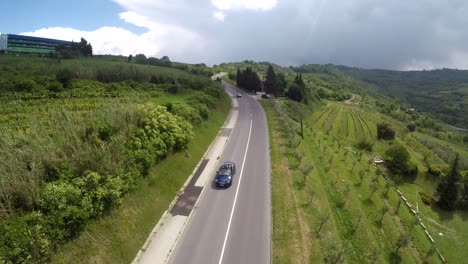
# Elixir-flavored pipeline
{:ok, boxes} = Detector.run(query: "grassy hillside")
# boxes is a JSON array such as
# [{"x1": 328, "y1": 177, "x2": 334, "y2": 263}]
[
  {"x1": 335, "y1": 66, "x2": 468, "y2": 129},
  {"x1": 264, "y1": 94, "x2": 468, "y2": 263},
  {"x1": 0, "y1": 55, "x2": 229, "y2": 262}
]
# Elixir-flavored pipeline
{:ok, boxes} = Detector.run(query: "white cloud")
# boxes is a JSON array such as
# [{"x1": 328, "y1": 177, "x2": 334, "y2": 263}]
[
  {"x1": 18, "y1": 0, "x2": 468, "y2": 69},
  {"x1": 211, "y1": 0, "x2": 278, "y2": 11},
  {"x1": 213, "y1": 11, "x2": 226, "y2": 21},
  {"x1": 21, "y1": 26, "x2": 159, "y2": 56},
  {"x1": 20, "y1": 11, "x2": 206, "y2": 62}
]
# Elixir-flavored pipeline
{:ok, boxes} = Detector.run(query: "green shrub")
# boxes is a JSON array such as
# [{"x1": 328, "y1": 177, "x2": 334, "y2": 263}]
[
  {"x1": 14, "y1": 79, "x2": 39, "y2": 92},
  {"x1": 72, "y1": 171, "x2": 124, "y2": 218},
  {"x1": 56, "y1": 69, "x2": 74, "y2": 88},
  {"x1": 38, "y1": 182, "x2": 90, "y2": 241},
  {"x1": 356, "y1": 140, "x2": 374, "y2": 151},
  {"x1": 97, "y1": 122, "x2": 115, "y2": 141},
  {"x1": 407, "y1": 122, "x2": 416, "y2": 132},
  {"x1": 0, "y1": 212, "x2": 51, "y2": 263},
  {"x1": 385, "y1": 143, "x2": 418, "y2": 180},
  {"x1": 167, "y1": 84, "x2": 180, "y2": 94},
  {"x1": 377, "y1": 122, "x2": 396, "y2": 140},
  {"x1": 189, "y1": 101, "x2": 210, "y2": 120},
  {"x1": 188, "y1": 92, "x2": 216, "y2": 108},
  {"x1": 204, "y1": 85, "x2": 221, "y2": 98},
  {"x1": 171, "y1": 103, "x2": 203, "y2": 126},
  {"x1": 127, "y1": 105, "x2": 193, "y2": 175}
]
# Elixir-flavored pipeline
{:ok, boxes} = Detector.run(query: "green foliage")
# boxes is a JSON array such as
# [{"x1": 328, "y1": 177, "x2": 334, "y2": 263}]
[
  {"x1": 377, "y1": 122, "x2": 396, "y2": 140},
  {"x1": 134, "y1": 54, "x2": 148, "y2": 64},
  {"x1": 340, "y1": 66, "x2": 468, "y2": 128},
  {"x1": 55, "y1": 38, "x2": 93, "y2": 58},
  {"x1": 14, "y1": 79, "x2": 40, "y2": 92},
  {"x1": 287, "y1": 83, "x2": 303, "y2": 102},
  {"x1": 0, "y1": 55, "x2": 221, "y2": 263},
  {"x1": 72, "y1": 171, "x2": 124, "y2": 218},
  {"x1": 56, "y1": 68, "x2": 75, "y2": 88},
  {"x1": 38, "y1": 181, "x2": 90, "y2": 241},
  {"x1": 437, "y1": 154, "x2": 461, "y2": 210},
  {"x1": 170, "y1": 103, "x2": 203, "y2": 126},
  {"x1": 228, "y1": 72, "x2": 236, "y2": 80},
  {"x1": 148, "y1": 56, "x2": 172, "y2": 68},
  {"x1": 407, "y1": 122, "x2": 416, "y2": 132},
  {"x1": 128, "y1": 105, "x2": 193, "y2": 176},
  {"x1": 0, "y1": 212, "x2": 51, "y2": 263},
  {"x1": 385, "y1": 143, "x2": 418, "y2": 180},
  {"x1": 264, "y1": 65, "x2": 278, "y2": 95},
  {"x1": 356, "y1": 139, "x2": 374, "y2": 151},
  {"x1": 236, "y1": 67, "x2": 261, "y2": 92}
]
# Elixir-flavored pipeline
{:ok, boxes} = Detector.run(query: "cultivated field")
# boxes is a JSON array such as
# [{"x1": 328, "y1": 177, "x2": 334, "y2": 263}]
[{"x1": 265, "y1": 98, "x2": 468, "y2": 263}]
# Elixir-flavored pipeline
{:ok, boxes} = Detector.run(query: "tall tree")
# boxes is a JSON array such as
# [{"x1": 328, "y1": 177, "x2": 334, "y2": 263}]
[
  {"x1": 287, "y1": 83, "x2": 303, "y2": 102},
  {"x1": 236, "y1": 67, "x2": 261, "y2": 92},
  {"x1": 236, "y1": 68, "x2": 242, "y2": 87},
  {"x1": 294, "y1": 74, "x2": 306, "y2": 92},
  {"x1": 77, "y1": 38, "x2": 92, "y2": 56},
  {"x1": 276, "y1": 73, "x2": 287, "y2": 93},
  {"x1": 437, "y1": 154, "x2": 461, "y2": 210},
  {"x1": 134, "y1": 54, "x2": 148, "y2": 64},
  {"x1": 264, "y1": 65, "x2": 277, "y2": 95}
]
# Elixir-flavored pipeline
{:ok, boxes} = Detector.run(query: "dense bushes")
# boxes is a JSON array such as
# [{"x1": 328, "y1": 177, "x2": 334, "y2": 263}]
[
  {"x1": 0, "y1": 72, "x2": 221, "y2": 261},
  {"x1": 377, "y1": 122, "x2": 396, "y2": 140},
  {"x1": 0, "y1": 212, "x2": 51, "y2": 263},
  {"x1": 384, "y1": 143, "x2": 418, "y2": 180},
  {"x1": 356, "y1": 139, "x2": 374, "y2": 151},
  {"x1": 128, "y1": 105, "x2": 193, "y2": 176},
  {"x1": 0, "y1": 102, "x2": 204, "y2": 261}
]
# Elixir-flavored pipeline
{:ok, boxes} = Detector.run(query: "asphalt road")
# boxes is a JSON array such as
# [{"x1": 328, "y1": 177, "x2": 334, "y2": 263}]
[{"x1": 168, "y1": 81, "x2": 271, "y2": 264}]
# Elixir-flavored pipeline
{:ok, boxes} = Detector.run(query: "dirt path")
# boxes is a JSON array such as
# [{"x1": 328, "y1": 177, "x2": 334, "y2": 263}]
[{"x1": 343, "y1": 95, "x2": 355, "y2": 105}]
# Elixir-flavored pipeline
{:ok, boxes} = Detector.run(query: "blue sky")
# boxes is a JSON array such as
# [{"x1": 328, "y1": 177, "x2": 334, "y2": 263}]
[
  {"x1": 0, "y1": 0, "x2": 143, "y2": 34},
  {"x1": 1, "y1": 0, "x2": 468, "y2": 70}
]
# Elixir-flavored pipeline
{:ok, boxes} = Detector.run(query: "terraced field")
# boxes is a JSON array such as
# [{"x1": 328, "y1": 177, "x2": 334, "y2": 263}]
[
  {"x1": 311, "y1": 102, "x2": 377, "y2": 142},
  {"x1": 265, "y1": 100, "x2": 442, "y2": 264}
]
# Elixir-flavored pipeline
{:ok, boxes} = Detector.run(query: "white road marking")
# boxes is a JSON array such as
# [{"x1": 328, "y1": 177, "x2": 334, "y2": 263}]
[{"x1": 218, "y1": 115, "x2": 253, "y2": 264}]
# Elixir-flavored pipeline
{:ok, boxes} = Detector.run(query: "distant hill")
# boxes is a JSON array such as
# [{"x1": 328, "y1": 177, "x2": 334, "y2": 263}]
[{"x1": 335, "y1": 66, "x2": 468, "y2": 129}]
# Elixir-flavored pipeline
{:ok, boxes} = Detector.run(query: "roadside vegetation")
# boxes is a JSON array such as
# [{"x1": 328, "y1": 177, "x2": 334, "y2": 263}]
[
  {"x1": 237, "y1": 59, "x2": 468, "y2": 263},
  {"x1": 0, "y1": 54, "x2": 228, "y2": 262}
]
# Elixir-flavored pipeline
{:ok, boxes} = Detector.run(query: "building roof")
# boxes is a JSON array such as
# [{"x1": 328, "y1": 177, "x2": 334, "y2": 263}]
[{"x1": 5, "y1": 34, "x2": 72, "y2": 46}]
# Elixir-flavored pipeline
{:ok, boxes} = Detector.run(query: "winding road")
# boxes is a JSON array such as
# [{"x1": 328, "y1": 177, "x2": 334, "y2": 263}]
[{"x1": 167, "y1": 81, "x2": 271, "y2": 264}]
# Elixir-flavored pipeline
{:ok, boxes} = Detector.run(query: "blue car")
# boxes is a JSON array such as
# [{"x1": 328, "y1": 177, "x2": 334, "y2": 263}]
[{"x1": 214, "y1": 162, "x2": 236, "y2": 187}]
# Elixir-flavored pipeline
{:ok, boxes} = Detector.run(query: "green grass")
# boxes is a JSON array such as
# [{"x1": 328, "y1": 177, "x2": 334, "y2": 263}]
[
  {"x1": 51, "y1": 90, "x2": 230, "y2": 263},
  {"x1": 265, "y1": 99, "x2": 447, "y2": 263}
]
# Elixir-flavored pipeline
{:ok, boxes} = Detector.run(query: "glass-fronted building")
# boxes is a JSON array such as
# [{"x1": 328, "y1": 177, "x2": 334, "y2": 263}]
[{"x1": 0, "y1": 34, "x2": 72, "y2": 54}]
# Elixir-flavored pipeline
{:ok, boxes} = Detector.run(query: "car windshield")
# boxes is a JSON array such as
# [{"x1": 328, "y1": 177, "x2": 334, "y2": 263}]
[{"x1": 218, "y1": 169, "x2": 231, "y2": 176}]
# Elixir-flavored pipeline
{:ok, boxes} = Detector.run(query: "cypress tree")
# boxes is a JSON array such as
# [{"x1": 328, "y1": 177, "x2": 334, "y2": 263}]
[
  {"x1": 236, "y1": 68, "x2": 242, "y2": 87},
  {"x1": 264, "y1": 65, "x2": 277, "y2": 95},
  {"x1": 437, "y1": 154, "x2": 461, "y2": 210}
]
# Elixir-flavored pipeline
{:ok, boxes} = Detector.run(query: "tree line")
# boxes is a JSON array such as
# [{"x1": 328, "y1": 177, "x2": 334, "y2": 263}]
[
  {"x1": 128, "y1": 54, "x2": 213, "y2": 77},
  {"x1": 235, "y1": 64, "x2": 307, "y2": 102},
  {"x1": 55, "y1": 38, "x2": 93, "y2": 58}
]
